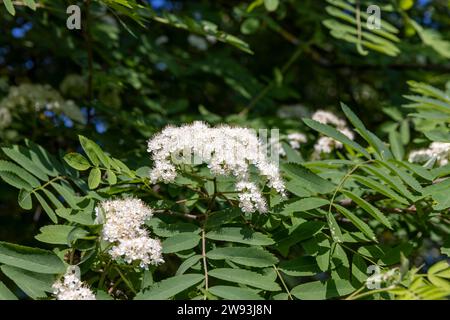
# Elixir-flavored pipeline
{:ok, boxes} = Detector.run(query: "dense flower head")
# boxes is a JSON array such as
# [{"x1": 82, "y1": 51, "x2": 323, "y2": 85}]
[
  {"x1": 408, "y1": 142, "x2": 450, "y2": 167},
  {"x1": 311, "y1": 110, "x2": 354, "y2": 154},
  {"x1": 96, "y1": 198, "x2": 153, "y2": 242},
  {"x1": 52, "y1": 267, "x2": 96, "y2": 300},
  {"x1": 109, "y1": 236, "x2": 165, "y2": 269},
  {"x1": 236, "y1": 181, "x2": 268, "y2": 213},
  {"x1": 96, "y1": 198, "x2": 164, "y2": 269},
  {"x1": 147, "y1": 121, "x2": 286, "y2": 213}
]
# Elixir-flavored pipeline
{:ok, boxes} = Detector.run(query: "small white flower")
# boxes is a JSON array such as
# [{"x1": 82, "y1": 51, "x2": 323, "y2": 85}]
[
  {"x1": 109, "y1": 236, "x2": 164, "y2": 269},
  {"x1": 408, "y1": 142, "x2": 450, "y2": 167},
  {"x1": 311, "y1": 110, "x2": 354, "y2": 155},
  {"x1": 53, "y1": 267, "x2": 96, "y2": 300},
  {"x1": 314, "y1": 136, "x2": 336, "y2": 154},
  {"x1": 236, "y1": 181, "x2": 268, "y2": 213},
  {"x1": 97, "y1": 198, "x2": 153, "y2": 243},
  {"x1": 339, "y1": 127, "x2": 355, "y2": 140},
  {"x1": 271, "y1": 133, "x2": 307, "y2": 157},
  {"x1": 312, "y1": 109, "x2": 347, "y2": 128},
  {"x1": 97, "y1": 198, "x2": 164, "y2": 268},
  {"x1": 150, "y1": 161, "x2": 177, "y2": 184},
  {"x1": 287, "y1": 133, "x2": 307, "y2": 150}
]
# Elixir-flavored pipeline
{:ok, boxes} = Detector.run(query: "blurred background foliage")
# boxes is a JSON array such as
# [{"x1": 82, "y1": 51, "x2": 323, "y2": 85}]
[{"x1": 0, "y1": 0, "x2": 448, "y2": 266}]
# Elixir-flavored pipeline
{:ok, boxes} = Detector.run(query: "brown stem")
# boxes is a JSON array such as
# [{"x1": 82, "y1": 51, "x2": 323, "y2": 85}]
[{"x1": 154, "y1": 209, "x2": 201, "y2": 220}]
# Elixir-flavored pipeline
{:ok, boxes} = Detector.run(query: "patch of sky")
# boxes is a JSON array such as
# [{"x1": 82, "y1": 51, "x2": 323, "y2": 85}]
[{"x1": 12, "y1": 22, "x2": 33, "y2": 39}]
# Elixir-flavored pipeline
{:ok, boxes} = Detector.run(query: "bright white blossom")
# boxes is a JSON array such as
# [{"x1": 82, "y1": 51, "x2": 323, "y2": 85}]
[
  {"x1": 311, "y1": 110, "x2": 354, "y2": 154},
  {"x1": 96, "y1": 198, "x2": 164, "y2": 269},
  {"x1": 52, "y1": 267, "x2": 96, "y2": 300},
  {"x1": 236, "y1": 181, "x2": 268, "y2": 213},
  {"x1": 312, "y1": 109, "x2": 347, "y2": 128},
  {"x1": 271, "y1": 132, "x2": 308, "y2": 157},
  {"x1": 287, "y1": 133, "x2": 308, "y2": 150},
  {"x1": 109, "y1": 236, "x2": 164, "y2": 269},
  {"x1": 314, "y1": 137, "x2": 336, "y2": 154},
  {"x1": 149, "y1": 161, "x2": 177, "y2": 184},
  {"x1": 96, "y1": 198, "x2": 153, "y2": 242},
  {"x1": 147, "y1": 121, "x2": 286, "y2": 213},
  {"x1": 408, "y1": 142, "x2": 450, "y2": 167},
  {"x1": 338, "y1": 127, "x2": 355, "y2": 140}
]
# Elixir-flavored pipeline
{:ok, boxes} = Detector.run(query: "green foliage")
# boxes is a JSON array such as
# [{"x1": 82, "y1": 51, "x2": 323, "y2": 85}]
[
  {"x1": 323, "y1": 0, "x2": 400, "y2": 56},
  {"x1": 0, "y1": 0, "x2": 448, "y2": 301},
  {"x1": 135, "y1": 274, "x2": 204, "y2": 300},
  {"x1": 1, "y1": 98, "x2": 449, "y2": 300}
]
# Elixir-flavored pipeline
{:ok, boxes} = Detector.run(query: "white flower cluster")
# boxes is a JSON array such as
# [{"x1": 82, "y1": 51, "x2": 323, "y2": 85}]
[
  {"x1": 272, "y1": 132, "x2": 308, "y2": 157},
  {"x1": 312, "y1": 110, "x2": 347, "y2": 128},
  {"x1": 0, "y1": 83, "x2": 82, "y2": 132},
  {"x1": 52, "y1": 267, "x2": 96, "y2": 300},
  {"x1": 0, "y1": 84, "x2": 68, "y2": 112},
  {"x1": 236, "y1": 181, "x2": 268, "y2": 213},
  {"x1": 147, "y1": 121, "x2": 286, "y2": 213},
  {"x1": 96, "y1": 198, "x2": 164, "y2": 269},
  {"x1": 408, "y1": 142, "x2": 450, "y2": 167},
  {"x1": 312, "y1": 110, "x2": 354, "y2": 154},
  {"x1": 287, "y1": 133, "x2": 308, "y2": 150}
]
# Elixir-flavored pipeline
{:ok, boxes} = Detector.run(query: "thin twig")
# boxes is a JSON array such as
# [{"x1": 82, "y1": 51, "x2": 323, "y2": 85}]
[
  {"x1": 346, "y1": 287, "x2": 393, "y2": 300},
  {"x1": 99, "y1": 260, "x2": 112, "y2": 289},
  {"x1": 328, "y1": 160, "x2": 373, "y2": 215},
  {"x1": 273, "y1": 265, "x2": 293, "y2": 300},
  {"x1": 344, "y1": 284, "x2": 366, "y2": 300},
  {"x1": 115, "y1": 266, "x2": 137, "y2": 294},
  {"x1": 201, "y1": 178, "x2": 217, "y2": 299},
  {"x1": 154, "y1": 209, "x2": 200, "y2": 220}
]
